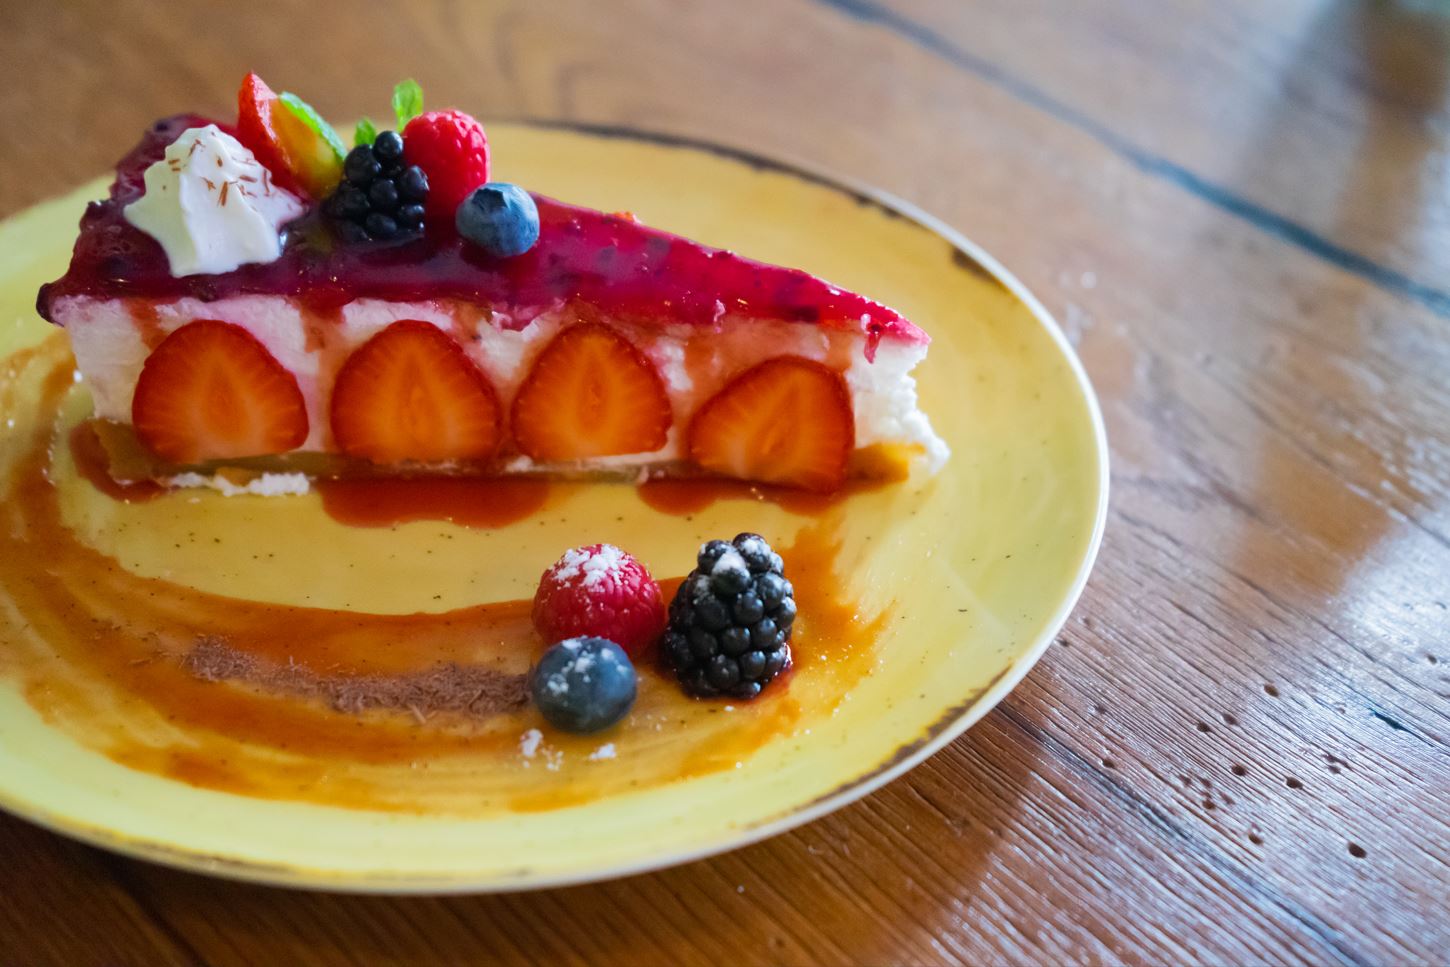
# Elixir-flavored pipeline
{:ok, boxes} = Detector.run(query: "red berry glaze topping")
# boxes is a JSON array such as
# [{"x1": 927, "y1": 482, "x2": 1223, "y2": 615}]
[
  {"x1": 401, "y1": 109, "x2": 490, "y2": 223},
  {"x1": 37, "y1": 115, "x2": 927, "y2": 359},
  {"x1": 532, "y1": 544, "x2": 667, "y2": 658}
]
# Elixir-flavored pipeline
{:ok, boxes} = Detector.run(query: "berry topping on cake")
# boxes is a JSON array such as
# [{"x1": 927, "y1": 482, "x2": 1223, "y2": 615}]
[
  {"x1": 662, "y1": 533, "x2": 795, "y2": 699},
  {"x1": 456, "y1": 183, "x2": 540, "y2": 257},
  {"x1": 511, "y1": 323, "x2": 672, "y2": 461},
  {"x1": 687, "y1": 356, "x2": 854, "y2": 492},
  {"x1": 132, "y1": 319, "x2": 309, "y2": 463},
  {"x1": 325, "y1": 132, "x2": 429, "y2": 242},
  {"x1": 533, "y1": 543, "x2": 667, "y2": 657},
  {"x1": 401, "y1": 109, "x2": 490, "y2": 223},
  {"x1": 530, "y1": 636, "x2": 638, "y2": 734},
  {"x1": 38, "y1": 75, "x2": 949, "y2": 493},
  {"x1": 329, "y1": 320, "x2": 502, "y2": 464},
  {"x1": 234, "y1": 73, "x2": 344, "y2": 198}
]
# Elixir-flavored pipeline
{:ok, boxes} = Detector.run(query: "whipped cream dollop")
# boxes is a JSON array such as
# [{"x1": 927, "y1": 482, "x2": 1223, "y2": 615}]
[{"x1": 123, "y1": 125, "x2": 304, "y2": 277}]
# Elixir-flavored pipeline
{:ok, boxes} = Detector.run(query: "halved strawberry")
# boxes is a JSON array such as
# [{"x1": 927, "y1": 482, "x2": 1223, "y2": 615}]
[
  {"x1": 236, "y1": 73, "x2": 301, "y2": 194},
  {"x1": 511, "y1": 323, "x2": 672, "y2": 461},
  {"x1": 235, "y1": 72, "x2": 343, "y2": 198},
  {"x1": 132, "y1": 319, "x2": 309, "y2": 464},
  {"x1": 330, "y1": 320, "x2": 501, "y2": 464},
  {"x1": 687, "y1": 356, "x2": 854, "y2": 492}
]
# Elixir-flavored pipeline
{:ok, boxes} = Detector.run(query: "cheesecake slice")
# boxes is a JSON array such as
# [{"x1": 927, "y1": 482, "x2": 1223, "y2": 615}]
[{"x1": 38, "y1": 81, "x2": 946, "y2": 493}]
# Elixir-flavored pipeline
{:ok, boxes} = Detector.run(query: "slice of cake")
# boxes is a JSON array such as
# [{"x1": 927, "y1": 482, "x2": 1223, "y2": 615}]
[{"x1": 37, "y1": 76, "x2": 947, "y2": 493}]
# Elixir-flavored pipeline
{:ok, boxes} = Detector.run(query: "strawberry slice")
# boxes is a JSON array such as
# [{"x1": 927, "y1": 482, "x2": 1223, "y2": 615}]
[
  {"x1": 132, "y1": 319, "x2": 309, "y2": 464},
  {"x1": 511, "y1": 323, "x2": 672, "y2": 461},
  {"x1": 235, "y1": 73, "x2": 302, "y2": 195},
  {"x1": 235, "y1": 72, "x2": 342, "y2": 197},
  {"x1": 687, "y1": 356, "x2": 854, "y2": 492},
  {"x1": 330, "y1": 320, "x2": 501, "y2": 464}
]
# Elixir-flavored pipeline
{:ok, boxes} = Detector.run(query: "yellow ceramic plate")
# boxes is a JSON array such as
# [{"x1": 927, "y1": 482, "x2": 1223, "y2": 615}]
[{"x1": 0, "y1": 122, "x2": 1106, "y2": 892}]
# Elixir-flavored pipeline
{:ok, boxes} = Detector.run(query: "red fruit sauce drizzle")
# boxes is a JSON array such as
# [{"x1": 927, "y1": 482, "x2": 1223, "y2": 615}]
[
  {"x1": 315, "y1": 476, "x2": 551, "y2": 529},
  {"x1": 37, "y1": 115, "x2": 926, "y2": 360}
]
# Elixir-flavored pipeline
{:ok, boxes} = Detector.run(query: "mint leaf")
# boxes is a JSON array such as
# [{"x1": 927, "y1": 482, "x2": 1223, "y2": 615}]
[
  {"x1": 278, "y1": 92, "x2": 346, "y2": 161},
  {"x1": 354, "y1": 117, "x2": 378, "y2": 147},
  {"x1": 392, "y1": 78, "x2": 424, "y2": 129}
]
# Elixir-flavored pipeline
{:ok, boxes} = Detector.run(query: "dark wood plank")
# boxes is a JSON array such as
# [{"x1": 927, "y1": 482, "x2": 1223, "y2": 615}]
[
  {"x1": 102, "y1": 713, "x2": 1346, "y2": 966},
  {"x1": 827, "y1": 0, "x2": 1450, "y2": 307},
  {"x1": 0, "y1": 0, "x2": 1446, "y2": 964},
  {"x1": 0, "y1": 813, "x2": 195, "y2": 966}
]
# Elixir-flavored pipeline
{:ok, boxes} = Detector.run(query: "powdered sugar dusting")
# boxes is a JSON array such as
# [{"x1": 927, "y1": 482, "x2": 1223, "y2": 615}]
[
  {"x1": 548, "y1": 543, "x2": 628, "y2": 589},
  {"x1": 519, "y1": 728, "x2": 564, "y2": 770},
  {"x1": 588, "y1": 743, "x2": 617, "y2": 761},
  {"x1": 711, "y1": 547, "x2": 747, "y2": 576},
  {"x1": 734, "y1": 534, "x2": 769, "y2": 561}
]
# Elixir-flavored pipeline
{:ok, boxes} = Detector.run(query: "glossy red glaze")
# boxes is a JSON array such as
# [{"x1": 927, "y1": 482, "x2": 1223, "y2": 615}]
[
  {"x1": 315, "y1": 475, "x2": 551, "y2": 528},
  {"x1": 37, "y1": 115, "x2": 927, "y2": 359}
]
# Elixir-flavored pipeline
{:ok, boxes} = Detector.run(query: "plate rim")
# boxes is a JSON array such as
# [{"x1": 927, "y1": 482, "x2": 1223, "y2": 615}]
[{"x1": 0, "y1": 119, "x2": 1110, "y2": 894}]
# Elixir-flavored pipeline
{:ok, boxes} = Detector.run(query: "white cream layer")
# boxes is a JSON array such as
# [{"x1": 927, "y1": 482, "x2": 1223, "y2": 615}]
[{"x1": 52, "y1": 295, "x2": 948, "y2": 471}]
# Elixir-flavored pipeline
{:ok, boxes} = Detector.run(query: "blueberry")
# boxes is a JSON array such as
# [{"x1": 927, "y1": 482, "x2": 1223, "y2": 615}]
[
  {"x1": 529, "y1": 637, "x2": 637, "y2": 734},
  {"x1": 372, "y1": 130, "x2": 404, "y2": 163},
  {"x1": 364, "y1": 212, "x2": 398, "y2": 240},
  {"x1": 398, "y1": 165, "x2": 429, "y2": 200},
  {"x1": 456, "y1": 182, "x2": 540, "y2": 258}
]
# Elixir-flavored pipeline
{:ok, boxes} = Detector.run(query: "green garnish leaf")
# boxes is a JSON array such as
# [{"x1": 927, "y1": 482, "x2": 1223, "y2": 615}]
[
  {"x1": 278, "y1": 92, "x2": 347, "y2": 161},
  {"x1": 392, "y1": 78, "x2": 424, "y2": 129},
  {"x1": 354, "y1": 117, "x2": 378, "y2": 147}
]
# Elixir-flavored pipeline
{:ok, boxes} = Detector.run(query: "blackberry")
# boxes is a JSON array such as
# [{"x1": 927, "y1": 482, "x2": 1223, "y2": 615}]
[
  {"x1": 323, "y1": 131, "x2": 429, "y2": 242},
  {"x1": 662, "y1": 533, "x2": 794, "y2": 699}
]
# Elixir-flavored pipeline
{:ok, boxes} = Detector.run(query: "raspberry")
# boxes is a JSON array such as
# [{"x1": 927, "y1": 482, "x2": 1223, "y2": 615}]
[
  {"x1": 532, "y1": 544, "x2": 666, "y2": 657},
  {"x1": 401, "y1": 110, "x2": 490, "y2": 224}
]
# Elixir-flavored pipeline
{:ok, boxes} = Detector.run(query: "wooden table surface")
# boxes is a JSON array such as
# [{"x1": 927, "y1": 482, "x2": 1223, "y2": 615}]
[{"x1": 2, "y1": 1, "x2": 1448, "y2": 964}]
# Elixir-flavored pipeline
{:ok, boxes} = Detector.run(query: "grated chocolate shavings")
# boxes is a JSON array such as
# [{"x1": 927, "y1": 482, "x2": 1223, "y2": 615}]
[{"x1": 181, "y1": 636, "x2": 530, "y2": 721}]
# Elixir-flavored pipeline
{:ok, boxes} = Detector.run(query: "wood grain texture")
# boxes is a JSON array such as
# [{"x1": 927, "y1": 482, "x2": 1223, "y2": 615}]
[{"x1": 1, "y1": 0, "x2": 1447, "y2": 964}]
